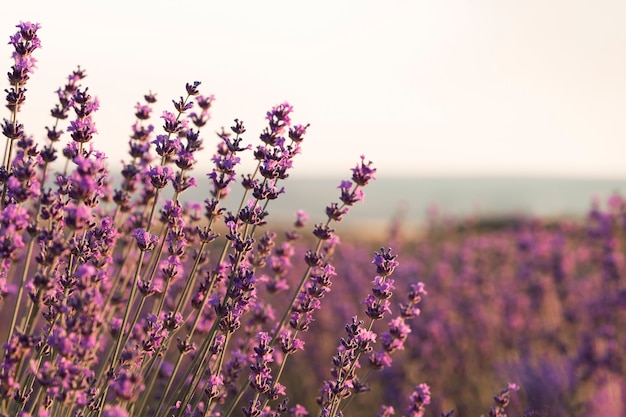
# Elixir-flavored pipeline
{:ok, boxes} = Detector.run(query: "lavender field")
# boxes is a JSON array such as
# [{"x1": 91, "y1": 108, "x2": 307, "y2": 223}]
[{"x1": 0, "y1": 21, "x2": 624, "y2": 417}]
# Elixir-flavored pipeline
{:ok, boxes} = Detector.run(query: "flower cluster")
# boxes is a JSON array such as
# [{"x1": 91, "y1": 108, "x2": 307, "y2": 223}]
[
  {"x1": 0, "y1": 21, "x2": 536, "y2": 417},
  {"x1": 6, "y1": 21, "x2": 41, "y2": 112}
]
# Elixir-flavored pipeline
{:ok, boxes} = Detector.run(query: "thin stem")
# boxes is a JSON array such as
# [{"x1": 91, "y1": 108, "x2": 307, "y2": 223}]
[
  {"x1": 151, "y1": 258, "x2": 218, "y2": 417},
  {"x1": 1, "y1": 87, "x2": 19, "y2": 207},
  {"x1": 4, "y1": 233, "x2": 36, "y2": 342},
  {"x1": 109, "y1": 250, "x2": 146, "y2": 371},
  {"x1": 171, "y1": 241, "x2": 207, "y2": 315}
]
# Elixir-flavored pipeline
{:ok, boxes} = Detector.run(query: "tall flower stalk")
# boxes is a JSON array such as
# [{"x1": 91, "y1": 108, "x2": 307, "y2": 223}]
[{"x1": 0, "y1": 20, "x2": 537, "y2": 417}]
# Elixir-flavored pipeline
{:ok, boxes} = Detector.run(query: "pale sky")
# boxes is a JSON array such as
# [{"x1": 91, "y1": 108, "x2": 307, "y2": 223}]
[{"x1": 3, "y1": 1, "x2": 626, "y2": 178}]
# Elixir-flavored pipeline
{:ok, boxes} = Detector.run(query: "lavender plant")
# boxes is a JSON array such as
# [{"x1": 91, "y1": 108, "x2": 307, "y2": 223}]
[{"x1": 0, "y1": 21, "x2": 531, "y2": 417}]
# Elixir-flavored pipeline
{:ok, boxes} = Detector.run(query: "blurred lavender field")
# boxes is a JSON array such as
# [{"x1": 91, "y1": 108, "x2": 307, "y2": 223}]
[{"x1": 279, "y1": 193, "x2": 626, "y2": 416}]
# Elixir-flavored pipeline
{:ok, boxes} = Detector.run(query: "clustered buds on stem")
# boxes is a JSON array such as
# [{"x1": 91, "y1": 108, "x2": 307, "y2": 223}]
[
  {"x1": 5, "y1": 22, "x2": 41, "y2": 111},
  {"x1": 0, "y1": 20, "x2": 527, "y2": 417}
]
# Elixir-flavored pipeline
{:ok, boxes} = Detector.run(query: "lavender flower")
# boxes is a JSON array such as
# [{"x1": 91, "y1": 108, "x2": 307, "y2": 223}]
[
  {"x1": 67, "y1": 87, "x2": 99, "y2": 144},
  {"x1": 131, "y1": 228, "x2": 159, "y2": 251},
  {"x1": 486, "y1": 383, "x2": 520, "y2": 417},
  {"x1": 405, "y1": 383, "x2": 431, "y2": 417},
  {"x1": 0, "y1": 20, "x2": 555, "y2": 417},
  {"x1": 5, "y1": 22, "x2": 41, "y2": 109}
]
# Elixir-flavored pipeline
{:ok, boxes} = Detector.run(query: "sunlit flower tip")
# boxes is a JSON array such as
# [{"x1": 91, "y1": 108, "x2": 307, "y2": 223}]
[
  {"x1": 373, "y1": 248, "x2": 399, "y2": 276},
  {"x1": 16, "y1": 21, "x2": 41, "y2": 41},
  {"x1": 2, "y1": 120, "x2": 24, "y2": 140},
  {"x1": 144, "y1": 91, "x2": 157, "y2": 103},
  {"x1": 185, "y1": 80, "x2": 201, "y2": 95},
  {"x1": 172, "y1": 96, "x2": 193, "y2": 112},
  {"x1": 351, "y1": 154, "x2": 376, "y2": 186},
  {"x1": 148, "y1": 165, "x2": 174, "y2": 189},
  {"x1": 267, "y1": 102, "x2": 294, "y2": 122},
  {"x1": 131, "y1": 228, "x2": 159, "y2": 251},
  {"x1": 67, "y1": 118, "x2": 98, "y2": 143},
  {"x1": 231, "y1": 118, "x2": 246, "y2": 135},
  {"x1": 161, "y1": 111, "x2": 180, "y2": 133},
  {"x1": 288, "y1": 123, "x2": 310, "y2": 142},
  {"x1": 69, "y1": 65, "x2": 86, "y2": 82}
]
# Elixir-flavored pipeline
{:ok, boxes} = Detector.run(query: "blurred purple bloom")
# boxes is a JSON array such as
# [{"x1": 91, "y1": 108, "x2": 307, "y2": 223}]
[
  {"x1": 376, "y1": 405, "x2": 395, "y2": 417},
  {"x1": 110, "y1": 368, "x2": 145, "y2": 401},
  {"x1": 102, "y1": 405, "x2": 130, "y2": 417},
  {"x1": 406, "y1": 383, "x2": 431, "y2": 417}
]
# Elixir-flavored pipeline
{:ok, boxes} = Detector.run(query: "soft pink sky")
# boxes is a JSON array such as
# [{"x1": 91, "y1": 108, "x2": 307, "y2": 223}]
[{"x1": 3, "y1": 1, "x2": 626, "y2": 178}]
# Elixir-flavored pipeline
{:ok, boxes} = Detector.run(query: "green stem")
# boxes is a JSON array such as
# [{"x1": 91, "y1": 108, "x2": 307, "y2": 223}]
[{"x1": 109, "y1": 250, "x2": 147, "y2": 371}]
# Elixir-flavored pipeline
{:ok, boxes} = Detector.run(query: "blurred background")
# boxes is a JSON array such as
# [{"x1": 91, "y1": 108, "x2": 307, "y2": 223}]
[{"x1": 3, "y1": 1, "x2": 626, "y2": 225}]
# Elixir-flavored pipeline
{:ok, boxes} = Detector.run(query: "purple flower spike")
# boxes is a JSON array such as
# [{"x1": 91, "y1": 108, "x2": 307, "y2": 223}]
[
  {"x1": 15, "y1": 21, "x2": 41, "y2": 42},
  {"x1": 161, "y1": 110, "x2": 181, "y2": 133},
  {"x1": 338, "y1": 180, "x2": 364, "y2": 206},
  {"x1": 153, "y1": 134, "x2": 181, "y2": 159},
  {"x1": 351, "y1": 154, "x2": 376, "y2": 186},
  {"x1": 405, "y1": 383, "x2": 431, "y2": 417},
  {"x1": 131, "y1": 228, "x2": 159, "y2": 251},
  {"x1": 110, "y1": 368, "x2": 145, "y2": 402},
  {"x1": 266, "y1": 102, "x2": 293, "y2": 134},
  {"x1": 66, "y1": 87, "x2": 99, "y2": 143},
  {"x1": 205, "y1": 372, "x2": 224, "y2": 399},
  {"x1": 372, "y1": 248, "x2": 399, "y2": 276},
  {"x1": 488, "y1": 383, "x2": 520, "y2": 416},
  {"x1": 148, "y1": 165, "x2": 174, "y2": 189},
  {"x1": 5, "y1": 21, "x2": 41, "y2": 112},
  {"x1": 288, "y1": 123, "x2": 310, "y2": 143},
  {"x1": 185, "y1": 80, "x2": 201, "y2": 96},
  {"x1": 249, "y1": 332, "x2": 276, "y2": 396}
]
